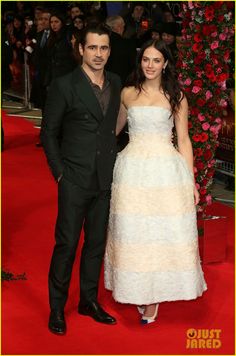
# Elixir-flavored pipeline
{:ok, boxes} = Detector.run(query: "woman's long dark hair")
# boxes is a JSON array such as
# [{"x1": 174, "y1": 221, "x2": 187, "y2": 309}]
[{"x1": 126, "y1": 40, "x2": 183, "y2": 118}]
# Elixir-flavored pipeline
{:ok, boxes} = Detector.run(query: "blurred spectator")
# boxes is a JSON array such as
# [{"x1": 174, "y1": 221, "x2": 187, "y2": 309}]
[
  {"x1": 70, "y1": 4, "x2": 83, "y2": 19},
  {"x1": 2, "y1": 31, "x2": 13, "y2": 151},
  {"x1": 139, "y1": 24, "x2": 162, "y2": 46},
  {"x1": 70, "y1": 27, "x2": 82, "y2": 64},
  {"x1": 106, "y1": 15, "x2": 136, "y2": 85},
  {"x1": 86, "y1": 2, "x2": 107, "y2": 22},
  {"x1": 123, "y1": 2, "x2": 149, "y2": 39},
  {"x1": 30, "y1": 9, "x2": 51, "y2": 110},
  {"x1": 73, "y1": 15, "x2": 86, "y2": 30},
  {"x1": 149, "y1": 3, "x2": 165, "y2": 23},
  {"x1": 34, "y1": 6, "x2": 44, "y2": 23},
  {"x1": 2, "y1": 31, "x2": 13, "y2": 93},
  {"x1": 14, "y1": 1, "x2": 32, "y2": 18},
  {"x1": 163, "y1": 8, "x2": 175, "y2": 23},
  {"x1": 161, "y1": 22, "x2": 179, "y2": 62},
  {"x1": 44, "y1": 12, "x2": 76, "y2": 87}
]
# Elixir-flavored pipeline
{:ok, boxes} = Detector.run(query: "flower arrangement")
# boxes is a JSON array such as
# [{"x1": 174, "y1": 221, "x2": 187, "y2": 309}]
[{"x1": 177, "y1": 1, "x2": 234, "y2": 212}]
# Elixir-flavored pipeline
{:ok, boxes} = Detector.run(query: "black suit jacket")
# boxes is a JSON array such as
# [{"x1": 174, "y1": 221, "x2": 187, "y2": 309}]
[{"x1": 41, "y1": 66, "x2": 121, "y2": 190}]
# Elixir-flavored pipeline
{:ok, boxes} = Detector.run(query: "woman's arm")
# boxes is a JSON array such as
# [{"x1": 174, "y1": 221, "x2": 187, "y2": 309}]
[
  {"x1": 175, "y1": 95, "x2": 199, "y2": 205},
  {"x1": 116, "y1": 89, "x2": 128, "y2": 135}
]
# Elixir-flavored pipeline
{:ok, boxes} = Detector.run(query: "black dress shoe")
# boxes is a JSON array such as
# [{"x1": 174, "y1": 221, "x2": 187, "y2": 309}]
[
  {"x1": 48, "y1": 310, "x2": 66, "y2": 335},
  {"x1": 78, "y1": 301, "x2": 117, "y2": 325}
]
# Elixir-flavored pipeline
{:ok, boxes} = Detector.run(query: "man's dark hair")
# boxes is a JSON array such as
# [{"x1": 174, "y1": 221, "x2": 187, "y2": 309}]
[{"x1": 79, "y1": 22, "x2": 111, "y2": 48}]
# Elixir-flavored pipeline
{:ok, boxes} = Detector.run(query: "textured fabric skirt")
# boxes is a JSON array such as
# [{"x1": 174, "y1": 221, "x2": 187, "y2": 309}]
[{"x1": 104, "y1": 138, "x2": 207, "y2": 304}]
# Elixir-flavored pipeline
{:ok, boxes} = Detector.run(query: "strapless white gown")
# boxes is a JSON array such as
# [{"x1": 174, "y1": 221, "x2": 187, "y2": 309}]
[{"x1": 104, "y1": 106, "x2": 207, "y2": 304}]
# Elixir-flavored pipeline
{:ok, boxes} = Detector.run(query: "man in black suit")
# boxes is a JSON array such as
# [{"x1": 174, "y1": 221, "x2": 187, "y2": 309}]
[{"x1": 41, "y1": 23, "x2": 121, "y2": 335}]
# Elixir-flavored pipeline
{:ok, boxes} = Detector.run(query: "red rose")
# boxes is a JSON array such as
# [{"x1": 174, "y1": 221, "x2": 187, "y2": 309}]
[
  {"x1": 217, "y1": 73, "x2": 229, "y2": 82},
  {"x1": 213, "y1": 1, "x2": 224, "y2": 8},
  {"x1": 188, "y1": 121, "x2": 193, "y2": 129},
  {"x1": 197, "y1": 98, "x2": 206, "y2": 107},
  {"x1": 190, "y1": 107, "x2": 200, "y2": 115},
  {"x1": 192, "y1": 43, "x2": 203, "y2": 52},
  {"x1": 205, "y1": 64, "x2": 213, "y2": 72},
  {"x1": 205, "y1": 6, "x2": 215, "y2": 21},
  {"x1": 194, "y1": 56, "x2": 203, "y2": 65},
  {"x1": 224, "y1": 49, "x2": 230, "y2": 61},
  {"x1": 193, "y1": 79, "x2": 203, "y2": 87},
  {"x1": 196, "y1": 161, "x2": 205, "y2": 170},
  {"x1": 198, "y1": 52, "x2": 206, "y2": 60},
  {"x1": 195, "y1": 148, "x2": 203, "y2": 157},
  {"x1": 209, "y1": 24, "x2": 217, "y2": 32},
  {"x1": 204, "y1": 149, "x2": 212, "y2": 160},
  {"x1": 207, "y1": 170, "x2": 214, "y2": 178},
  {"x1": 218, "y1": 14, "x2": 224, "y2": 22},
  {"x1": 192, "y1": 134, "x2": 202, "y2": 142},
  {"x1": 200, "y1": 188, "x2": 207, "y2": 195},
  {"x1": 194, "y1": 33, "x2": 203, "y2": 42},
  {"x1": 210, "y1": 53, "x2": 219, "y2": 65},
  {"x1": 184, "y1": 87, "x2": 191, "y2": 93},
  {"x1": 203, "y1": 25, "x2": 211, "y2": 36},
  {"x1": 202, "y1": 178, "x2": 208, "y2": 186},
  {"x1": 206, "y1": 71, "x2": 217, "y2": 82},
  {"x1": 200, "y1": 132, "x2": 209, "y2": 142}
]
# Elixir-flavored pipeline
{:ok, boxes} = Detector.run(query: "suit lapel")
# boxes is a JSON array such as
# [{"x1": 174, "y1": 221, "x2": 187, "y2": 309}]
[{"x1": 73, "y1": 66, "x2": 104, "y2": 122}]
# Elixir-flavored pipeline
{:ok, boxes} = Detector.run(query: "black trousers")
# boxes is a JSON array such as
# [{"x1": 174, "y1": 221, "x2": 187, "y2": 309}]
[{"x1": 48, "y1": 176, "x2": 111, "y2": 310}]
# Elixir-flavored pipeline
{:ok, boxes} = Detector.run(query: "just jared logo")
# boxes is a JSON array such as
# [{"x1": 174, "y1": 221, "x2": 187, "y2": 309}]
[{"x1": 186, "y1": 328, "x2": 222, "y2": 349}]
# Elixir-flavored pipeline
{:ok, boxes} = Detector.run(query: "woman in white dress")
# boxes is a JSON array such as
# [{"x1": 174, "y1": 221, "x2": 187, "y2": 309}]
[{"x1": 104, "y1": 40, "x2": 207, "y2": 324}]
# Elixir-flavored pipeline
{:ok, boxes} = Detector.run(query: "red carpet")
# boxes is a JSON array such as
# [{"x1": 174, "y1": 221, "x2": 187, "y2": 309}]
[{"x1": 1, "y1": 111, "x2": 235, "y2": 355}]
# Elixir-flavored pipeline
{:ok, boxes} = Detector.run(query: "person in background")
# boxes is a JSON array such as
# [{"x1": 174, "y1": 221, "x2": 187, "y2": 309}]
[
  {"x1": 105, "y1": 15, "x2": 136, "y2": 86},
  {"x1": 44, "y1": 12, "x2": 76, "y2": 90},
  {"x1": 163, "y1": 8, "x2": 175, "y2": 23},
  {"x1": 139, "y1": 23, "x2": 162, "y2": 46},
  {"x1": 70, "y1": 4, "x2": 84, "y2": 20},
  {"x1": 1, "y1": 31, "x2": 13, "y2": 152},
  {"x1": 123, "y1": 2, "x2": 149, "y2": 40},
  {"x1": 30, "y1": 8, "x2": 51, "y2": 146},
  {"x1": 161, "y1": 22, "x2": 179, "y2": 62},
  {"x1": 73, "y1": 14, "x2": 86, "y2": 31},
  {"x1": 41, "y1": 23, "x2": 121, "y2": 335},
  {"x1": 70, "y1": 27, "x2": 82, "y2": 64}
]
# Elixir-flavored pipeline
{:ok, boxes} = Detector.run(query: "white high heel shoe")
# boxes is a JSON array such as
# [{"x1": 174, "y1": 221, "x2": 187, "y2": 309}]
[{"x1": 141, "y1": 304, "x2": 159, "y2": 325}]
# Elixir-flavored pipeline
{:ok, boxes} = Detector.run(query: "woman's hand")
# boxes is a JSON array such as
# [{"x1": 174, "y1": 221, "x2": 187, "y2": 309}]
[{"x1": 194, "y1": 185, "x2": 200, "y2": 205}]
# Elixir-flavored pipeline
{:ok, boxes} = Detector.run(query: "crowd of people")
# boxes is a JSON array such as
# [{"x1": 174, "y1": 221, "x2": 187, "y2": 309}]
[{"x1": 2, "y1": 1, "x2": 182, "y2": 109}]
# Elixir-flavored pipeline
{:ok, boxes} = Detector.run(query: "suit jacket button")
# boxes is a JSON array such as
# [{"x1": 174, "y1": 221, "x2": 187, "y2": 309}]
[
  {"x1": 84, "y1": 114, "x2": 89, "y2": 119},
  {"x1": 111, "y1": 130, "x2": 114, "y2": 134},
  {"x1": 97, "y1": 150, "x2": 100, "y2": 155},
  {"x1": 110, "y1": 149, "x2": 113, "y2": 154},
  {"x1": 97, "y1": 131, "x2": 100, "y2": 135}
]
